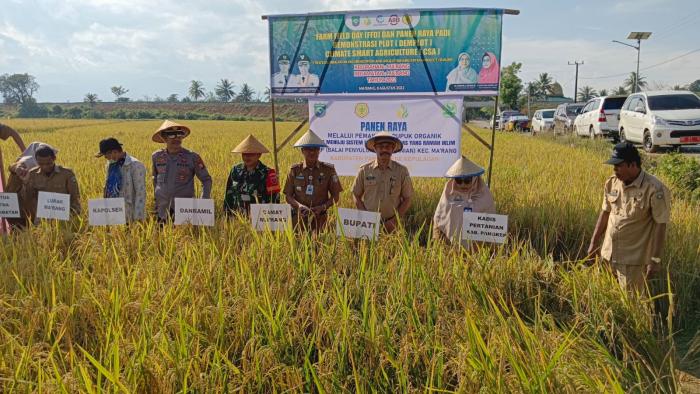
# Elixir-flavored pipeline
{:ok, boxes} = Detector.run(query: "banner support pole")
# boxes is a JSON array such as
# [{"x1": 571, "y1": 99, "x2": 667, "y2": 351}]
[
  {"x1": 271, "y1": 98, "x2": 279, "y2": 174},
  {"x1": 487, "y1": 95, "x2": 499, "y2": 187}
]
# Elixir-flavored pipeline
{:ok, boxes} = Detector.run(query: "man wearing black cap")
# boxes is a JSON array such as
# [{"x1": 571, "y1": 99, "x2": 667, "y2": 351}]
[
  {"x1": 97, "y1": 138, "x2": 147, "y2": 222},
  {"x1": 587, "y1": 143, "x2": 671, "y2": 293},
  {"x1": 289, "y1": 54, "x2": 319, "y2": 88},
  {"x1": 272, "y1": 54, "x2": 292, "y2": 88}
]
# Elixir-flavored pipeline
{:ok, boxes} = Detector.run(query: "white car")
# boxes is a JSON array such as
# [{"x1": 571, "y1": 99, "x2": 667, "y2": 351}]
[
  {"x1": 531, "y1": 109, "x2": 555, "y2": 133},
  {"x1": 574, "y1": 96, "x2": 627, "y2": 139},
  {"x1": 618, "y1": 91, "x2": 700, "y2": 152}
]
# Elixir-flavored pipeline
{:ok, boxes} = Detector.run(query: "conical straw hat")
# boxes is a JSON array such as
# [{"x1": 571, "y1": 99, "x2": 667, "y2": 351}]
[
  {"x1": 231, "y1": 134, "x2": 270, "y2": 154},
  {"x1": 445, "y1": 156, "x2": 485, "y2": 178},
  {"x1": 293, "y1": 129, "x2": 327, "y2": 148},
  {"x1": 152, "y1": 120, "x2": 191, "y2": 143},
  {"x1": 365, "y1": 131, "x2": 403, "y2": 153}
]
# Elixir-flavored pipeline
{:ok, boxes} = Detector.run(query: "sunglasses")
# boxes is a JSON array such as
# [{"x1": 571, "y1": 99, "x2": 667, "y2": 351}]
[
  {"x1": 455, "y1": 177, "x2": 474, "y2": 185},
  {"x1": 161, "y1": 129, "x2": 185, "y2": 139}
]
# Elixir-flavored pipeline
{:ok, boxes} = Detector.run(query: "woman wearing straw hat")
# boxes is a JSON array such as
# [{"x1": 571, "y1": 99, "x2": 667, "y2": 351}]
[
  {"x1": 224, "y1": 134, "x2": 280, "y2": 215},
  {"x1": 283, "y1": 130, "x2": 342, "y2": 232},
  {"x1": 151, "y1": 120, "x2": 212, "y2": 222},
  {"x1": 432, "y1": 156, "x2": 496, "y2": 245}
]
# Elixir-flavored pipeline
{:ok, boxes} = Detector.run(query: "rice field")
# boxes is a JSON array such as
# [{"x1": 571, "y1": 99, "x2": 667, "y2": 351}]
[{"x1": 0, "y1": 119, "x2": 698, "y2": 392}]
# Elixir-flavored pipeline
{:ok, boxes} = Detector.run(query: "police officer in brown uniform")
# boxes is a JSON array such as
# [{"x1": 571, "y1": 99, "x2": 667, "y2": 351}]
[
  {"x1": 352, "y1": 132, "x2": 413, "y2": 232},
  {"x1": 284, "y1": 130, "x2": 342, "y2": 232},
  {"x1": 151, "y1": 120, "x2": 212, "y2": 221},
  {"x1": 20, "y1": 145, "x2": 81, "y2": 222},
  {"x1": 587, "y1": 143, "x2": 671, "y2": 293}
]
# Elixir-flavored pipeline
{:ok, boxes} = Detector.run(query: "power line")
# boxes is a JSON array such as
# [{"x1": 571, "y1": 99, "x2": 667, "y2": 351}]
[{"x1": 579, "y1": 48, "x2": 700, "y2": 80}]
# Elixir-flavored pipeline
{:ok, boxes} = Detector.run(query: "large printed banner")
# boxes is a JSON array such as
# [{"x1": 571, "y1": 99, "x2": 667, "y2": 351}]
[
  {"x1": 268, "y1": 8, "x2": 502, "y2": 96},
  {"x1": 309, "y1": 97, "x2": 462, "y2": 177}
]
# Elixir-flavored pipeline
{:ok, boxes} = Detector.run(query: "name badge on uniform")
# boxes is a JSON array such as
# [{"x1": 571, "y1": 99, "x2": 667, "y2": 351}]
[
  {"x1": 296, "y1": 175, "x2": 304, "y2": 180},
  {"x1": 241, "y1": 195, "x2": 251, "y2": 202},
  {"x1": 305, "y1": 184, "x2": 314, "y2": 195}
]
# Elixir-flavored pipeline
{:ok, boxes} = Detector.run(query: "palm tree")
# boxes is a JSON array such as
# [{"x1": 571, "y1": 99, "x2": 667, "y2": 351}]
[
  {"x1": 612, "y1": 86, "x2": 627, "y2": 96},
  {"x1": 236, "y1": 83, "x2": 255, "y2": 102},
  {"x1": 84, "y1": 93, "x2": 98, "y2": 107},
  {"x1": 577, "y1": 86, "x2": 598, "y2": 102},
  {"x1": 623, "y1": 72, "x2": 647, "y2": 94},
  {"x1": 215, "y1": 79, "x2": 235, "y2": 102},
  {"x1": 536, "y1": 73, "x2": 554, "y2": 98},
  {"x1": 189, "y1": 80, "x2": 205, "y2": 101},
  {"x1": 599, "y1": 89, "x2": 608, "y2": 97}
]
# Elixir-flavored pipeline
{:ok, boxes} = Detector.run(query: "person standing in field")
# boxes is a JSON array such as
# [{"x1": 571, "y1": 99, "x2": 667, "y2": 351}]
[
  {"x1": 433, "y1": 156, "x2": 496, "y2": 245},
  {"x1": 223, "y1": 134, "x2": 280, "y2": 215},
  {"x1": 283, "y1": 130, "x2": 342, "y2": 232},
  {"x1": 151, "y1": 120, "x2": 212, "y2": 222},
  {"x1": 587, "y1": 143, "x2": 671, "y2": 293},
  {"x1": 96, "y1": 137, "x2": 147, "y2": 222},
  {"x1": 13, "y1": 145, "x2": 81, "y2": 223},
  {"x1": 352, "y1": 132, "x2": 413, "y2": 233},
  {"x1": 1, "y1": 123, "x2": 27, "y2": 231}
]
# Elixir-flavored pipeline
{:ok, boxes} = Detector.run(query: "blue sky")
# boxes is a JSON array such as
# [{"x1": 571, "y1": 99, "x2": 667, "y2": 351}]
[{"x1": 1, "y1": 0, "x2": 698, "y2": 102}]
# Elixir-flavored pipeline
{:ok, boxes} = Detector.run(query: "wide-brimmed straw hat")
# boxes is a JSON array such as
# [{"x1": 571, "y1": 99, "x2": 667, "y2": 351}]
[
  {"x1": 152, "y1": 120, "x2": 191, "y2": 143},
  {"x1": 294, "y1": 130, "x2": 327, "y2": 148},
  {"x1": 231, "y1": 134, "x2": 270, "y2": 154},
  {"x1": 445, "y1": 156, "x2": 485, "y2": 178},
  {"x1": 365, "y1": 131, "x2": 403, "y2": 153}
]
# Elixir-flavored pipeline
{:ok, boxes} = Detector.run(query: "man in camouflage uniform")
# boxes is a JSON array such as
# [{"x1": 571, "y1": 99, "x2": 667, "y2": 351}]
[
  {"x1": 224, "y1": 134, "x2": 280, "y2": 215},
  {"x1": 151, "y1": 120, "x2": 212, "y2": 222},
  {"x1": 283, "y1": 130, "x2": 342, "y2": 232}
]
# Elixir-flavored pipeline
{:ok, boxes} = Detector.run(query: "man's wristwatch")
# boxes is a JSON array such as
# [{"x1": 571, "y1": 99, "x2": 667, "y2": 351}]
[{"x1": 651, "y1": 257, "x2": 662, "y2": 264}]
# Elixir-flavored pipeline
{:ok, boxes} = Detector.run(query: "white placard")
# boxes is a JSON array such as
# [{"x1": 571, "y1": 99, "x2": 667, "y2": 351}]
[
  {"x1": 174, "y1": 198, "x2": 215, "y2": 226},
  {"x1": 0, "y1": 193, "x2": 20, "y2": 218},
  {"x1": 462, "y1": 212, "x2": 508, "y2": 244},
  {"x1": 250, "y1": 204, "x2": 291, "y2": 232},
  {"x1": 336, "y1": 208, "x2": 381, "y2": 240},
  {"x1": 37, "y1": 191, "x2": 71, "y2": 221},
  {"x1": 309, "y1": 97, "x2": 462, "y2": 177},
  {"x1": 88, "y1": 198, "x2": 126, "y2": 226}
]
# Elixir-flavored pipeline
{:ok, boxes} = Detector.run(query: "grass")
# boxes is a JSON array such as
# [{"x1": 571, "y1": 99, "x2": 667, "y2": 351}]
[{"x1": 0, "y1": 119, "x2": 698, "y2": 392}]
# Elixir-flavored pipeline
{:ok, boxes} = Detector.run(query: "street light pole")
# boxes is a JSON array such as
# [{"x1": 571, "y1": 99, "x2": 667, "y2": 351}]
[{"x1": 612, "y1": 32, "x2": 651, "y2": 93}]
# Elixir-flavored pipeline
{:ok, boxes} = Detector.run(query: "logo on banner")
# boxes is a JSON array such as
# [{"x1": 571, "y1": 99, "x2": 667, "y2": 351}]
[
  {"x1": 397, "y1": 104, "x2": 409, "y2": 119},
  {"x1": 442, "y1": 102, "x2": 457, "y2": 118},
  {"x1": 351, "y1": 16, "x2": 360, "y2": 26},
  {"x1": 389, "y1": 14, "x2": 400, "y2": 25},
  {"x1": 355, "y1": 103, "x2": 369, "y2": 118},
  {"x1": 314, "y1": 103, "x2": 327, "y2": 118},
  {"x1": 362, "y1": 17, "x2": 372, "y2": 26}
]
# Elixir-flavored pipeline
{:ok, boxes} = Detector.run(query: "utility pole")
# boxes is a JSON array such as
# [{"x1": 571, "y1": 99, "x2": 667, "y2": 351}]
[
  {"x1": 568, "y1": 61, "x2": 584, "y2": 102},
  {"x1": 612, "y1": 32, "x2": 651, "y2": 93}
]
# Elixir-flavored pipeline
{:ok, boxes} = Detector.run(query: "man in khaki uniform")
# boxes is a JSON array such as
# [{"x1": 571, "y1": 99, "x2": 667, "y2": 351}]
[
  {"x1": 284, "y1": 130, "x2": 342, "y2": 232},
  {"x1": 587, "y1": 143, "x2": 671, "y2": 293},
  {"x1": 20, "y1": 145, "x2": 81, "y2": 222},
  {"x1": 352, "y1": 131, "x2": 413, "y2": 232}
]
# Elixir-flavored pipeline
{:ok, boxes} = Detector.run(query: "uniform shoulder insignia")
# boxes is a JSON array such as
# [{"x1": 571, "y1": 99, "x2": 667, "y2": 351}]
[{"x1": 656, "y1": 191, "x2": 664, "y2": 199}]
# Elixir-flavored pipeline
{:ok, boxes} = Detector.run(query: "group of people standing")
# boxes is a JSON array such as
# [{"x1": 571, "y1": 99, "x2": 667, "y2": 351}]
[{"x1": 0, "y1": 119, "x2": 671, "y2": 293}]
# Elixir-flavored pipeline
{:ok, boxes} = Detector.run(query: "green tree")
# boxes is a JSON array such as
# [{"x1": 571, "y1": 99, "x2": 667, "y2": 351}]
[
  {"x1": 236, "y1": 83, "x2": 255, "y2": 102},
  {"x1": 0, "y1": 73, "x2": 39, "y2": 105},
  {"x1": 84, "y1": 93, "x2": 99, "y2": 107},
  {"x1": 599, "y1": 89, "x2": 608, "y2": 97},
  {"x1": 111, "y1": 86, "x2": 129, "y2": 101},
  {"x1": 686, "y1": 79, "x2": 700, "y2": 93},
  {"x1": 166, "y1": 94, "x2": 179, "y2": 102},
  {"x1": 612, "y1": 86, "x2": 627, "y2": 95},
  {"x1": 577, "y1": 86, "x2": 598, "y2": 102},
  {"x1": 535, "y1": 73, "x2": 554, "y2": 98},
  {"x1": 499, "y1": 62, "x2": 523, "y2": 110},
  {"x1": 623, "y1": 72, "x2": 647, "y2": 93},
  {"x1": 215, "y1": 79, "x2": 235, "y2": 102},
  {"x1": 189, "y1": 80, "x2": 205, "y2": 101}
]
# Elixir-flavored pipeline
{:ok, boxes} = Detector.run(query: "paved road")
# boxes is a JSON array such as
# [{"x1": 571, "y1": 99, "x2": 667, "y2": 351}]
[{"x1": 467, "y1": 120, "x2": 700, "y2": 160}]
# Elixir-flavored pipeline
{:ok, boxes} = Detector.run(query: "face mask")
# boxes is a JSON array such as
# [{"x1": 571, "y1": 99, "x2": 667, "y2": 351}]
[{"x1": 108, "y1": 159, "x2": 118, "y2": 164}]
